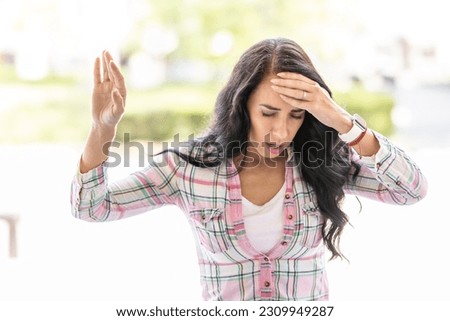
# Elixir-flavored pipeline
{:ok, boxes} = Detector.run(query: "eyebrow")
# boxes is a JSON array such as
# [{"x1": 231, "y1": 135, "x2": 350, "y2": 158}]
[{"x1": 260, "y1": 104, "x2": 305, "y2": 113}]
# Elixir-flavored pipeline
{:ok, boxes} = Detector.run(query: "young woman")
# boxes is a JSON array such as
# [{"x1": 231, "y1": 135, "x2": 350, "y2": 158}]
[{"x1": 71, "y1": 38, "x2": 427, "y2": 300}]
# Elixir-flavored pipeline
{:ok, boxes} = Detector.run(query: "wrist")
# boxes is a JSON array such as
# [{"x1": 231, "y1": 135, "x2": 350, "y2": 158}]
[
  {"x1": 335, "y1": 112, "x2": 353, "y2": 135},
  {"x1": 91, "y1": 122, "x2": 117, "y2": 138},
  {"x1": 338, "y1": 114, "x2": 367, "y2": 144},
  {"x1": 80, "y1": 124, "x2": 116, "y2": 174}
]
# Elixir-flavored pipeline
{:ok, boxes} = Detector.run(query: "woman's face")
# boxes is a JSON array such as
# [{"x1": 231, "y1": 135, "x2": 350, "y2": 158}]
[{"x1": 246, "y1": 74, "x2": 305, "y2": 160}]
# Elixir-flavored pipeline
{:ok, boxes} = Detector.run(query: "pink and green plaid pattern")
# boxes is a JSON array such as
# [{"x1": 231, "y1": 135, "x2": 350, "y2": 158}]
[{"x1": 71, "y1": 131, "x2": 427, "y2": 300}]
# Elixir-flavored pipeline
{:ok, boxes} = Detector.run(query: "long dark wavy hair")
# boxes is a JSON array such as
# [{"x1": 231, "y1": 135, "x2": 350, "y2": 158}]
[{"x1": 174, "y1": 38, "x2": 359, "y2": 259}]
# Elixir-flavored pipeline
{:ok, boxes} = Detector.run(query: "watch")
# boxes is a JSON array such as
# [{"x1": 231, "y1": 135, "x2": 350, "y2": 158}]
[{"x1": 338, "y1": 114, "x2": 367, "y2": 144}]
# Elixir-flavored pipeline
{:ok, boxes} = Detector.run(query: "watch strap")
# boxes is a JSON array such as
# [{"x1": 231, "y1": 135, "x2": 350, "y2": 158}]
[{"x1": 338, "y1": 114, "x2": 367, "y2": 143}]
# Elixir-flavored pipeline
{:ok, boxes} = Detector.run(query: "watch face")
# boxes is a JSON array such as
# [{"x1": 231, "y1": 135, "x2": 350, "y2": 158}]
[{"x1": 354, "y1": 114, "x2": 367, "y2": 130}]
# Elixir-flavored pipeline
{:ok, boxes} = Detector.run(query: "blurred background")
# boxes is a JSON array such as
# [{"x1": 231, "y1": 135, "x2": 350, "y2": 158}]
[{"x1": 1, "y1": 0, "x2": 449, "y2": 303}]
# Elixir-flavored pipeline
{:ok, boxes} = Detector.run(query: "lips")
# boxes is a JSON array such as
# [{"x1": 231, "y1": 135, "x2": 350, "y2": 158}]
[{"x1": 265, "y1": 143, "x2": 287, "y2": 155}]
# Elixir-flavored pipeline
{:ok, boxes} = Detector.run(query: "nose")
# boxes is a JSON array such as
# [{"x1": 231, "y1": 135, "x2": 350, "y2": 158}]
[{"x1": 271, "y1": 117, "x2": 290, "y2": 144}]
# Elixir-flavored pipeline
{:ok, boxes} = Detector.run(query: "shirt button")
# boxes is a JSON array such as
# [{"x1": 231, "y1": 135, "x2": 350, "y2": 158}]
[
  {"x1": 284, "y1": 194, "x2": 291, "y2": 199},
  {"x1": 287, "y1": 214, "x2": 293, "y2": 220},
  {"x1": 376, "y1": 163, "x2": 381, "y2": 170},
  {"x1": 264, "y1": 281, "x2": 270, "y2": 287},
  {"x1": 281, "y1": 241, "x2": 288, "y2": 246},
  {"x1": 264, "y1": 257, "x2": 269, "y2": 262},
  {"x1": 396, "y1": 180, "x2": 401, "y2": 186}
]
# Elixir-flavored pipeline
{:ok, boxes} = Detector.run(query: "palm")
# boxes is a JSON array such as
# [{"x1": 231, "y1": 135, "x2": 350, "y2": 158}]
[
  {"x1": 91, "y1": 51, "x2": 126, "y2": 127},
  {"x1": 92, "y1": 81, "x2": 119, "y2": 126}
]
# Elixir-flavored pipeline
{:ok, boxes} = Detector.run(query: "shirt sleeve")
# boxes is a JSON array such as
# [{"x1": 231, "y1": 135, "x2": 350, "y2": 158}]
[
  {"x1": 343, "y1": 131, "x2": 428, "y2": 205},
  {"x1": 70, "y1": 151, "x2": 183, "y2": 222}
]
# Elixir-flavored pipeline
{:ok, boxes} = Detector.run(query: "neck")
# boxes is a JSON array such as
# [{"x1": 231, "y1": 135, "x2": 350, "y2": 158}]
[{"x1": 234, "y1": 148, "x2": 287, "y2": 171}]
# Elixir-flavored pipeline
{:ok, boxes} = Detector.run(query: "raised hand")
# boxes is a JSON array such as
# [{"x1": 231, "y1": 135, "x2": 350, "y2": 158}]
[{"x1": 91, "y1": 50, "x2": 127, "y2": 128}]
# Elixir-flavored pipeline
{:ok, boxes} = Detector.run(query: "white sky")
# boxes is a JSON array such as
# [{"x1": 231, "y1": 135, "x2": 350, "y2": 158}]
[{"x1": 355, "y1": 0, "x2": 449, "y2": 45}]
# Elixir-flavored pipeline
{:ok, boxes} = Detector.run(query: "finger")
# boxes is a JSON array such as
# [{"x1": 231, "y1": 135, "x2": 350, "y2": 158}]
[
  {"x1": 111, "y1": 89, "x2": 125, "y2": 114},
  {"x1": 104, "y1": 50, "x2": 115, "y2": 81},
  {"x1": 93, "y1": 57, "x2": 101, "y2": 84},
  {"x1": 110, "y1": 60, "x2": 126, "y2": 94},
  {"x1": 276, "y1": 72, "x2": 317, "y2": 86},
  {"x1": 271, "y1": 85, "x2": 311, "y2": 101},
  {"x1": 102, "y1": 50, "x2": 110, "y2": 81},
  {"x1": 271, "y1": 77, "x2": 312, "y2": 90},
  {"x1": 279, "y1": 94, "x2": 310, "y2": 111}
]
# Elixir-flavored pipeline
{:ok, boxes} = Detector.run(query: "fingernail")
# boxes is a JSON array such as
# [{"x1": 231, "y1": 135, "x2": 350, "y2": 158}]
[{"x1": 277, "y1": 72, "x2": 285, "y2": 77}]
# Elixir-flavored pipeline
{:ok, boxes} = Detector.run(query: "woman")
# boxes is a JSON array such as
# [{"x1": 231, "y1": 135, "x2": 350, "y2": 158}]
[{"x1": 71, "y1": 38, "x2": 427, "y2": 300}]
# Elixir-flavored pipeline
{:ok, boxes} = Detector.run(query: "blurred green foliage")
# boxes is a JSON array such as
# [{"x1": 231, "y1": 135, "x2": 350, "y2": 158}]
[
  {"x1": 0, "y1": 0, "x2": 393, "y2": 144},
  {"x1": 128, "y1": 0, "x2": 337, "y2": 61},
  {"x1": 0, "y1": 85, "x2": 90, "y2": 143},
  {"x1": 117, "y1": 110, "x2": 211, "y2": 142},
  {"x1": 119, "y1": 86, "x2": 394, "y2": 141},
  {"x1": 0, "y1": 82, "x2": 393, "y2": 143},
  {"x1": 334, "y1": 87, "x2": 394, "y2": 136},
  {"x1": 117, "y1": 84, "x2": 219, "y2": 141},
  {"x1": 0, "y1": 64, "x2": 78, "y2": 85}
]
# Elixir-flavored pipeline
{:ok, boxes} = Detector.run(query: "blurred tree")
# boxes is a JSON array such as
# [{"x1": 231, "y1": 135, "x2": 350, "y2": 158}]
[{"x1": 124, "y1": 0, "x2": 338, "y2": 65}]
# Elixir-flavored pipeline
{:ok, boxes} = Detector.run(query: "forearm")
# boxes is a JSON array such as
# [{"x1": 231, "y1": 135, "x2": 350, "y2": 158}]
[
  {"x1": 350, "y1": 128, "x2": 380, "y2": 157},
  {"x1": 80, "y1": 124, "x2": 116, "y2": 173},
  {"x1": 344, "y1": 131, "x2": 428, "y2": 205},
  {"x1": 72, "y1": 149, "x2": 181, "y2": 222}
]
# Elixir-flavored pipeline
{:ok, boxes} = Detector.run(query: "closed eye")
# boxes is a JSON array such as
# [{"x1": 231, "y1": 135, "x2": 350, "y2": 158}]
[
  {"x1": 262, "y1": 111, "x2": 304, "y2": 119},
  {"x1": 291, "y1": 113, "x2": 304, "y2": 119},
  {"x1": 291, "y1": 110, "x2": 305, "y2": 119}
]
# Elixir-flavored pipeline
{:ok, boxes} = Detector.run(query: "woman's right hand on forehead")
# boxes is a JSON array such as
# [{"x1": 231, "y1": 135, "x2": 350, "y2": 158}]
[{"x1": 91, "y1": 50, "x2": 126, "y2": 129}]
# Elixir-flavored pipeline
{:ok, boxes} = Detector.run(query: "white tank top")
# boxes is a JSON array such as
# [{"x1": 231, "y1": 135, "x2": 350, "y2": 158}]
[{"x1": 242, "y1": 182, "x2": 286, "y2": 253}]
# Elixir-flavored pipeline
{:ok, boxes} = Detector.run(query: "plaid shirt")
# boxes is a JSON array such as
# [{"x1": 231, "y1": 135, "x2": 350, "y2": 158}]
[{"x1": 71, "y1": 132, "x2": 427, "y2": 301}]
